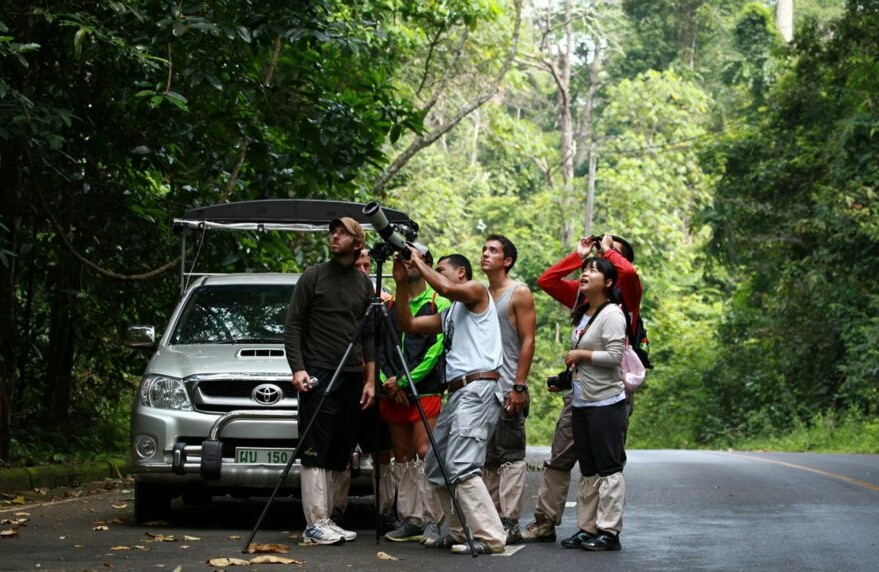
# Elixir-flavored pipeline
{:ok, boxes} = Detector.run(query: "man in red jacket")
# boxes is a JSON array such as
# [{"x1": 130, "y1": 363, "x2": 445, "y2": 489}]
[{"x1": 521, "y1": 233, "x2": 642, "y2": 544}]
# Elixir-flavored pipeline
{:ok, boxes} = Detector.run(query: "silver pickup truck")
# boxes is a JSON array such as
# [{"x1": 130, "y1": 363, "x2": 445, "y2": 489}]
[{"x1": 123, "y1": 200, "x2": 412, "y2": 523}]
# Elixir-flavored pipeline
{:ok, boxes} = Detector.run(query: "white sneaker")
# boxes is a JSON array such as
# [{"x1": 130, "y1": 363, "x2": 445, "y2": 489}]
[
  {"x1": 302, "y1": 520, "x2": 344, "y2": 545},
  {"x1": 325, "y1": 518, "x2": 357, "y2": 541}
]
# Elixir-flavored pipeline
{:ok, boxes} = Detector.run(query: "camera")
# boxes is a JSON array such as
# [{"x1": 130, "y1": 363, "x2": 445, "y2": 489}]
[
  {"x1": 363, "y1": 202, "x2": 419, "y2": 260},
  {"x1": 546, "y1": 368, "x2": 573, "y2": 390}
]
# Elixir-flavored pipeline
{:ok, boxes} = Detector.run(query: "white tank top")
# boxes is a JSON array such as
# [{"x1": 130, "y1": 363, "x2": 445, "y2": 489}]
[{"x1": 441, "y1": 289, "x2": 502, "y2": 380}]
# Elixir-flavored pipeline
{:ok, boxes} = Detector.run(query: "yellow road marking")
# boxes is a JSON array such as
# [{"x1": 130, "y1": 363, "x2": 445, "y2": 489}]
[{"x1": 722, "y1": 452, "x2": 879, "y2": 492}]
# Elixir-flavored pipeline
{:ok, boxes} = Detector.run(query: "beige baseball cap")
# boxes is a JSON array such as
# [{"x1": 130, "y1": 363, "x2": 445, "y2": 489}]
[{"x1": 329, "y1": 216, "x2": 365, "y2": 244}]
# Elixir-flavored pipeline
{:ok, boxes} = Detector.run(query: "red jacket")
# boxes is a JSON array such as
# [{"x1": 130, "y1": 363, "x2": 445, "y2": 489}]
[{"x1": 537, "y1": 250, "x2": 642, "y2": 336}]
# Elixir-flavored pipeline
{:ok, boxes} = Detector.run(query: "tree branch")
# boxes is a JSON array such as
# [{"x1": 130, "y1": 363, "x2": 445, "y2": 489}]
[
  {"x1": 264, "y1": 35, "x2": 282, "y2": 86},
  {"x1": 35, "y1": 186, "x2": 185, "y2": 281},
  {"x1": 420, "y1": 26, "x2": 469, "y2": 115},
  {"x1": 373, "y1": 0, "x2": 524, "y2": 193}
]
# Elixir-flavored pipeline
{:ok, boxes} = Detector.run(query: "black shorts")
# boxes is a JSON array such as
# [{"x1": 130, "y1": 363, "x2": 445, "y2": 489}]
[
  {"x1": 357, "y1": 397, "x2": 392, "y2": 453},
  {"x1": 297, "y1": 368, "x2": 362, "y2": 471}
]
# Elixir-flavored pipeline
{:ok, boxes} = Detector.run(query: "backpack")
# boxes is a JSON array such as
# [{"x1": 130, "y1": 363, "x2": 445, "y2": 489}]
[{"x1": 631, "y1": 315, "x2": 653, "y2": 370}]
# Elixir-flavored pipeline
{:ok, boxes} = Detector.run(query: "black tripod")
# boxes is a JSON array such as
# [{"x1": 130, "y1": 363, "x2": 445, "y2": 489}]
[{"x1": 243, "y1": 245, "x2": 480, "y2": 557}]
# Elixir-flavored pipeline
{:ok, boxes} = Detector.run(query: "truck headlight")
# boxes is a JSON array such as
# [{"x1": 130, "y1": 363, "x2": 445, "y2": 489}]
[{"x1": 139, "y1": 375, "x2": 193, "y2": 410}]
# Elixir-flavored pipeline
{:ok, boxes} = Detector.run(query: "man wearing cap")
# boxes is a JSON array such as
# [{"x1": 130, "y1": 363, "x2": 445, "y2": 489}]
[
  {"x1": 329, "y1": 247, "x2": 396, "y2": 533},
  {"x1": 392, "y1": 248, "x2": 506, "y2": 555},
  {"x1": 284, "y1": 216, "x2": 376, "y2": 545},
  {"x1": 521, "y1": 233, "x2": 643, "y2": 545},
  {"x1": 379, "y1": 243, "x2": 450, "y2": 544}
]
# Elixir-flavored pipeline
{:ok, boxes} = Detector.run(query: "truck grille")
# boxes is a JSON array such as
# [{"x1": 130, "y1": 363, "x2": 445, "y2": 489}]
[{"x1": 189, "y1": 375, "x2": 298, "y2": 413}]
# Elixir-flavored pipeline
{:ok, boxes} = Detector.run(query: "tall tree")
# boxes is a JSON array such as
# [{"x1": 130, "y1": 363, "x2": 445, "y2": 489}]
[{"x1": 0, "y1": 0, "x2": 519, "y2": 460}]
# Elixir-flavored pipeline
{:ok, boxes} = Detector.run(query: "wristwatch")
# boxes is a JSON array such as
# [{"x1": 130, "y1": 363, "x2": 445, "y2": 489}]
[{"x1": 512, "y1": 383, "x2": 528, "y2": 393}]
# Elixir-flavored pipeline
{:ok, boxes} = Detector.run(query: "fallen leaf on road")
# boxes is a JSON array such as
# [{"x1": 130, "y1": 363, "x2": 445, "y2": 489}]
[
  {"x1": 377, "y1": 551, "x2": 399, "y2": 560},
  {"x1": 111, "y1": 517, "x2": 125, "y2": 525},
  {"x1": 144, "y1": 532, "x2": 176, "y2": 542},
  {"x1": 111, "y1": 546, "x2": 131, "y2": 551},
  {"x1": 250, "y1": 555, "x2": 303, "y2": 564},
  {"x1": 207, "y1": 557, "x2": 251, "y2": 566},
  {"x1": 179, "y1": 545, "x2": 190, "y2": 549},
  {"x1": 182, "y1": 535, "x2": 201, "y2": 541},
  {"x1": 93, "y1": 525, "x2": 109, "y2": 532},
  {"x1": 14, "y1": 512, "x2": 30, "y2": 517},
  {"x1": 10, "y1": 496, "x2": 25, "y2": 505},
  {"x1": 1, "y1": 529, "x2": 18, "y2": 538},
  {"x1": 245, "y1": 543, "x2": 289, "y2": 554},
  {"x1": 228, "y1": 535, "x2": 242, "y2": 540},
  {"x1": 111, "y1": 503, "x2": 128, "y2": 509}
]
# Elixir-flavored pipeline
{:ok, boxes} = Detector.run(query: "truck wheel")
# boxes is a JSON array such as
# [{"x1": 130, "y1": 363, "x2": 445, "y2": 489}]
[
  {"x1": 134, "y1": 481, "x2": 172, "y2": 524},
  {"x1": 181, "y1": 485, "x2": 212, "y2": 506}
]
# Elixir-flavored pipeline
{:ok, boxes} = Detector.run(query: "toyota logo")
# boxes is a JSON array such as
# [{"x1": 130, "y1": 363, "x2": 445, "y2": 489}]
[{"x1": 251, "y1": 383, "x2": 283, "y2": 405}]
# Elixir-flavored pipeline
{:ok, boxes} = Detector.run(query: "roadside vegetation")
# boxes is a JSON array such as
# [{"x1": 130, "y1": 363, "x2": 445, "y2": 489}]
[{"x1": 2, "y1": 0, "x2": 877, "y2": 468}]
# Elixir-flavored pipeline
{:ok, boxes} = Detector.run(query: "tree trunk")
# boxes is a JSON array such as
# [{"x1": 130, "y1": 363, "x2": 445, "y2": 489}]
[
  {"x1": 44, "y1": 212, "x2": 81, "y2": 426},
  {"x1": 559, "y1": 0, "x2": 575, "y2": 247},
  {"x1": 0, "y1": 145, "x2": 21, "y2": 461},
  {"x1": 776, "y1": 0, "x2": 794, "y2": 43},
  {"x1": 575, "y1": 28, "x2": 604, "y2": 236}
]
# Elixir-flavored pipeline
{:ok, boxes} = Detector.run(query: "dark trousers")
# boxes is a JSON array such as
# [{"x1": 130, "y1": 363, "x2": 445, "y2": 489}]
[
  {"x1": 297, "y1": 368, "x2": 362, "y2": 471},
  {"x1": 571, "y1": 399, "x2": 628, "y2": 477}
]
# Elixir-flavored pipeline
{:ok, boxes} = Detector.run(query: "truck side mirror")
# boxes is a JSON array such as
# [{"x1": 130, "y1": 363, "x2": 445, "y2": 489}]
[{"x1": 124, "y1": 325, "x2": 156, "y2": 350}]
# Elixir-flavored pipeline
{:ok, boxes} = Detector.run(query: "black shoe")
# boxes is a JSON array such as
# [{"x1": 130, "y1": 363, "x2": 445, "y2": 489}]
[
  {"x1": 560, "y1": 529, "x2": 596, "y2": 549},
  {"x1": 581, "y1": 529, "x2": 621, "y2": 551},
  {"x1": 450, "y1": 539, "x2": 504, "y2": 554}
]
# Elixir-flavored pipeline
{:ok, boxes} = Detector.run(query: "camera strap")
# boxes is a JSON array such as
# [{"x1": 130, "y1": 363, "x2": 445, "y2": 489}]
[{"x1": 571, "y1": 301, "x2": 613, "y2": 351}]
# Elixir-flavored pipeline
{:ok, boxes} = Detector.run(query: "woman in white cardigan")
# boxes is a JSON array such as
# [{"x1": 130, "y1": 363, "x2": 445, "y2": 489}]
[{"x1": 560, "y1": 256, "x2": 628, "y2": 552}]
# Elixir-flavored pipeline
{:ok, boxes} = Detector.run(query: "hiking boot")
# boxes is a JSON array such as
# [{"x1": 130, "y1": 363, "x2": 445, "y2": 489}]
[
  {"x1": 384, "y1": 520, "x2": 425, "y2": 542},
  {"x1": 325, "y1": 519, "x2": 357, "y2": 542},
  {"x1": 450, "y1": 539, "x2": 504, "y2": 554},
  {"x1": 501, "y1": 517, "x2": 523, "y2": 545},
  {"x1": 301, "y1": 520, "x2": 344, "y2": 545},
  {"x1": 560, "y1": 529, "x2": 595, "y2": 549},
  {"x1": 420, "y1": 521, "x2": 441, "y2": 545},
  {"x1": 521, "y1": 518, "x2": 556, "y2": 543},
  {"x1": 581, "y1": 529, "x2": 621, "y2": 551}
]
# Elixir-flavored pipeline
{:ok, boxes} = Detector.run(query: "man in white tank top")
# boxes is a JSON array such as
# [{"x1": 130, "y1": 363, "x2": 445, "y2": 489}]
[
  {"x1": 393, "y1": 248, "x2": 506, "y2": 555},
  {"x1": 480, "y1": 235, "x2": 536, "y2": 545}
]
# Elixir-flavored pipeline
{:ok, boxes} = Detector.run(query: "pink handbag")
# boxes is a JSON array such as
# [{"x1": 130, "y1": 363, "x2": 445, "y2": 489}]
[{"x1": 620, "y1": 343, "x2": 646, "y2": 391}]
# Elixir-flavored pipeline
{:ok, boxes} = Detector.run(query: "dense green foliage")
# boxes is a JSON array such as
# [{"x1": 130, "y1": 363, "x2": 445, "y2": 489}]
[{"x1": 2, "y1": 0, "x2": 876, "y2": 465}]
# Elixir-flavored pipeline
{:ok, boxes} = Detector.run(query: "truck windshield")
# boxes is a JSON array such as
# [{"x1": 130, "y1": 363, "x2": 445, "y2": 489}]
[{"x1": 169, "y1": 284, "x2": 294, "y2": 344}]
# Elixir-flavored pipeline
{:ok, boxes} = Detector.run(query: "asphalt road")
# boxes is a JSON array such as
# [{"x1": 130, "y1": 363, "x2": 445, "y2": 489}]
[{"x1": 2, "y1": 449, "x2": 877, "y2": 572}]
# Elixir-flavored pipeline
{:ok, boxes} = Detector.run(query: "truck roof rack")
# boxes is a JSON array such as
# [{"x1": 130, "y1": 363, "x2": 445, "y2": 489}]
[
  {"x1": 173, "y1": 199, "x2": 412, "y2": 232},
  {"x1": 172, "y1": 199, "x2": 413, "y2": 293}
]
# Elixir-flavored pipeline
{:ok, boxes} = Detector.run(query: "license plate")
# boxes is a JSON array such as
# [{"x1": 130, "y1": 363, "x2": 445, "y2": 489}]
[{"x1": 235, "y1": 448, "x2": 295, "y2": 464}]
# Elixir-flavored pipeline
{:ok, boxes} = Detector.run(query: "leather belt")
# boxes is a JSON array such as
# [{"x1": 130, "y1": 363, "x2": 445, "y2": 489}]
[{"x1": 447, "y1": 370, "x2": 500, "y2": 394}]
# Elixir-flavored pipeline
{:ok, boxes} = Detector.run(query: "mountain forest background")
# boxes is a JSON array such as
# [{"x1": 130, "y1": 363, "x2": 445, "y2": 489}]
[{"x1": 2, "y1": 0, "x2": 878, "y2": 465}]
